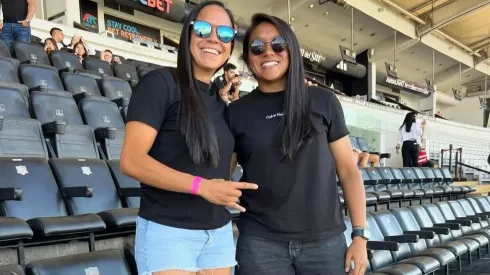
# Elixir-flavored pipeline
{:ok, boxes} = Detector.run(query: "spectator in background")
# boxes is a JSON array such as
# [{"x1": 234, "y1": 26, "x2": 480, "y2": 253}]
[
  {"x1": 73, "y1": 41, "x2": 87, "y2": 64},
  {"x1": 50, "y1": 27, "x2": 66, "y2": 49},
  {"x1": 43, "y1": 37, "x2": 58, "y2": 54},
  {"x1": 396, "y1": 111, "x2": 425, "y2": 167},
  {"x1": 353, "y1": 148, "x2": 380, "y2": 168},
  {"x1": 211, "y1": 63, "x2": 241, "y2": 103},
  {"x1": 0, "y1": 0, "x2": 36, "y2": 53},
  {"x1": 69, "y1": 35, "x2": 96, "y2": 56},
  {"x1": 112, "y1": 55, "x2": 122, "y2": 64},
  {"x1": 101, "y1": 49, "x2": 113, "y2": 63}
]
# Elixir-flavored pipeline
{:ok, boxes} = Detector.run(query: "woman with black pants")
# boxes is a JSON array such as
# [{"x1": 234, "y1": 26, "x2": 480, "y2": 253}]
[{"x1": 396, "y1": 112, "x2": 425, "y2": 167}]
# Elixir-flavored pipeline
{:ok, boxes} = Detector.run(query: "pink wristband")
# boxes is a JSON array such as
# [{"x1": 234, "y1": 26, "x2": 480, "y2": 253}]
[{"x1": 191, "y1": 176, "x2": 203, "y2": 195}]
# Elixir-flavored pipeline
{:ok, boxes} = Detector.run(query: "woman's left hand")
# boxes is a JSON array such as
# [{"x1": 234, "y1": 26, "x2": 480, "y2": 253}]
[{"x1": 344, "y1": 237, "x2": 368, "y2": 275}]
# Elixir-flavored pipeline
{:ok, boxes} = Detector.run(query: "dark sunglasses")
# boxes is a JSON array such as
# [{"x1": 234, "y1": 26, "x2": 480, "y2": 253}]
[
  {"x1": 249, "y1": 36, "x2": 288, "y2": 56},
  {"x1": 190, "y1": 21, "x2": 236, "y2": 43}
]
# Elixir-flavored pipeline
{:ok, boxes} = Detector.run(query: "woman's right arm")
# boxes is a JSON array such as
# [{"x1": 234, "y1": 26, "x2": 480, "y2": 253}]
[{"x1": 120, "y1": 121, "x2": 195, "y2": 193}]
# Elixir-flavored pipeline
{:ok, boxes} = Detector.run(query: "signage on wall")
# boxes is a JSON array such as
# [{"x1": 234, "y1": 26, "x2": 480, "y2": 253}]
[
  {"x1": 300, "y1": 48, "x2": 326, "y2": 65},
  {"x1": 385, "y1": 76, "x2": 431, "y2": 96},
  {"x1": 79, "y1": 0, "x2": 99, "y2": 33},
  {"x1": 105, "y1": 14, "x2": 160, "y2": 43},
  {"x1": 137, "y1": 0, "x2": 172, "y2": 13}
]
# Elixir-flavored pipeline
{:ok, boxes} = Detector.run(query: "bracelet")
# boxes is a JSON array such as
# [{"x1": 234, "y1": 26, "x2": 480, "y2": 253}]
[{"x1": 190, "y1": 176, "x2": 203, "y2": 195}]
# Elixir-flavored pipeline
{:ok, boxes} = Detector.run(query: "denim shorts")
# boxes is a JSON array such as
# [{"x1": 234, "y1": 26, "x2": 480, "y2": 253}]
[{"x1": 135, "y1": 216, "x2": 237, "y2": 274}]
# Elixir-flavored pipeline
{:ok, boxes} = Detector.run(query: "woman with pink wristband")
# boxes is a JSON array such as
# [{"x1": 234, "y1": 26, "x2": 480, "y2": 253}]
[{"x1": 119, "y1": 2, "x2": 257, "y2": 275}]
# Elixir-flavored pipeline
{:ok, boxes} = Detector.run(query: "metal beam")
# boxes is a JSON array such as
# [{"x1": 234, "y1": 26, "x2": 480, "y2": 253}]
[
  {"x1": 416, "y1": 0, "x2": 490, "y2": 37},
  {"x1": 369, "y1": 35, "x2": 419, "y2": 63}
]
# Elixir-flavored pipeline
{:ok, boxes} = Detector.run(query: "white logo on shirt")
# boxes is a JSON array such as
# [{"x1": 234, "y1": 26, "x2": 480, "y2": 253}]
[{"x1": 266, "y1": 113, "x2": 283, "y2": 119}]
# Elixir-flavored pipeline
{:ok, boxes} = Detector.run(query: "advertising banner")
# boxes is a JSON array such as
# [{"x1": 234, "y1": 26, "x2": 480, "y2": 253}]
[
  {"x1": 105, "y1": 14, "x2": 160, "y2": 43},
  {"x1": 79, "y1": 0, "x2": 99, "y2": 33}
]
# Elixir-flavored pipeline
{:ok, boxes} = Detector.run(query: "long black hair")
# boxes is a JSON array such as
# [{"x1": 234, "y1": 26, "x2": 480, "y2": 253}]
[
  {"x1": 242, "y1": 13, "x2": 315, "y2": 161},
  {"x1": 400, "y1": 111, "x2": 417, "y2": 132},
  {"x1": 177, "y1": 1, "x2": 235, "y2": 167}
]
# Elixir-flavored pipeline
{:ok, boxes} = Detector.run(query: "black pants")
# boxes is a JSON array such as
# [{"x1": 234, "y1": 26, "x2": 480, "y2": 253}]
[
  {"x1": 402, "y1": 140, "x2": 419, "y2": 167},
  {"x1": 235, "y1": 234, "x2": 348, "y2": 275}
]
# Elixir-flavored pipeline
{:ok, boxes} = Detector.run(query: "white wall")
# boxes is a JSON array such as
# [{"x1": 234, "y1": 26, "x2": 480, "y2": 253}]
[{"x1": 441, "y1": 97, "x2": 484, "y2": 127}]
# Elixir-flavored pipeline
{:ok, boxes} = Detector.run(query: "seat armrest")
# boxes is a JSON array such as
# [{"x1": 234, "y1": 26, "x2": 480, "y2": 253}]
[
  {"x1": 459, "y1": 177, "x2": 468, "y2": 181},
  {"x1": 95, "y1": 127, "x2": 116, "y2": 140},
  {"x1": 363, "y1": 180, "x2": 378, "y2": 185},
  {"x1": 390, "y1": 179, "x2": 402, "y2": 184},
  {"x1": 119, "y1": 187, "x2": 140, "y2": 198},
  {"x1": 60, "y1": 186, "x2": 93, "y2": 198},
  {"x1": 422, "y1": 178, "x2": 433, "y2": 183},
  {"x1": 384, "y1": 234, "x2": 419, "y2": 243},
  {"x1": 421, "y1": 227, "x2": 450, "y2": 235},
  {"x1": 21, "y1": 59, "x2": 36, "y2": 65},
  {"x1": 377, "y1": 179, "x2": 391, "y2": 184},
  {"x1": 434, "y1": 177, "x2": 442, "y2": 182},
  {"x1": 475, "y1": 213, "x2": 489, "y2": 220},
  {"x1": 446, "y1": 219, "x2": 472, "y2": 227},
  {"x1": 434, "y1": 223, "x2": 461, "y2": 230},
  {"x1": 443, "y1": 177, "x2": 452, "y2": 182},
  {"x1": 458, "y1": 216, "x2": 480, "y2": 223},
  {"x1": 369, "y1": 151, "x2": 380, "y2": 156},
  {"x1": 380, "y1": 153, "x2": 391, "y2": 159},
  {"x1": 401, "y1": 179, "x2": 413, "y2": 183},
  {"x1": 413, "y1": 179, "x2": 422, "y2": 184},
  {"x1": 112, "y1": 97, "x2": 130, "y2": 107},
  {"x1": 0, "y1": 188, "x2": 22, "y2": 201},
  {"x1": 0, "y1": 116, "x2": 3, "y2": 130},
  {"x1": 73, "y1": 92, "x2": 91, "y2": 102},
  {"x1": 403, "y1": 230, "x2": 435, "y2": 239},
  {"x1": 367, "y1": 240, "x2": 399, "y2": 251},
  {"x1": 42, "y1": 121, "x2": 66, "y2": 135}
]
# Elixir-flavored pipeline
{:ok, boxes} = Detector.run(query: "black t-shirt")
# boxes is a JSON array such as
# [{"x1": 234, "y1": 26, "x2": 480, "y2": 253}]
[
  {"x1": 211, "y1": 74, "x2": 235, "y2": 96},
  {"x1": 225, "y1": 86, "x2": 349, "y2": 241},
  {"x1": 126, "y1": 68, "x2": 234, "y2": 230},
  {"x1": 1, "y1": 0, "x2": 28, "y2": 23}
]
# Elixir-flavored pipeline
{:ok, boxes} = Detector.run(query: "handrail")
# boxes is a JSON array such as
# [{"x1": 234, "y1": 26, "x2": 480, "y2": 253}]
[{"x1": 455, "y1": 162, "x2": 490, "y2": 175}]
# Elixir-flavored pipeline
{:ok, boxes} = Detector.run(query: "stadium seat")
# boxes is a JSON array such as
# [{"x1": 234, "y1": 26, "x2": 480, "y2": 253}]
[
  {"x1": 359, "y1": 168, "x2": 390, "y2": 208},
  {"x1": 399, "y1": 168, "x2": 435, "y2": 199},
  {"x1": 0, "y1": 158, "x2": 106, "y2": 239},
  {"x1": 391, "y1": 207, "x2": 466, "y2": 270},
  {"x1": 0, "y1": 264, "x2": 25, "y2": 275},
  {"x1": 365, "y1": 168, "x2": 408, "y2": 201},
  {"x1": 0, "y1": 39, "x2": 11, "y2": 58},
  {"x1": 372, "y1": 210, "x2": 454, "y2": 273},
  {"x1": 440, "y1": 168, "x2": 474, "y2": 194},
  {"x1": 101, "y1": 76, "x2": 132, "y2": 107},
  {"x1": 446, "y1": 201, "x2": 490, "y2": 241},
  {"x1": 0, "y1": 57, "x2": 20, "y2": 83},
  {"x1": 29, "y1": 90, "x2": 99, "y2": 159},
  {"x1": 427, "y1": 168, "x2": 456, "y2": 195},
  {"x1": 25, "y1": 249, "x2": 132, "y2": 275},
  {"x1": 0, "y1": 82, "x2": 30, "y2": 118},
  {"x1": 49, "y1": 158, "x2": 138, "y2": 231},
  {"x1": 83, "y1": 57, "x2": 114, "y2": 77},
  {"x1": 113, "y1": 63, "x2": 139, "y2": 86},
  {"x1": 105, "y1": 160, "x2": 140, "y2": 208},
  {"x1": 49, "y1": 50, "x2": 84, "y2": 72},
  {"x1": 364, "y1": 213, "x2": 432, "y2": 274},
  {"x1": 61, "y1": 71, "x2": 102, "y2": 101},
  {"x1": 79, "y1": 96, "x2": 125, "y2": 160},
  {"x1": 411, "y1": 167, "x2": 445, "y2": 198},
  {"x1": 387, "y1": 168, "x2": 425, "y2": 200},
  {"x1": 376, "y1": 167, "x2": 420, "y2": 202},
  {"x1": 13, "y1": 41, "x2": 50, "y2": 66},
  {"x1": 19, "y1": 63, "x2": 64, "y2": 92}
]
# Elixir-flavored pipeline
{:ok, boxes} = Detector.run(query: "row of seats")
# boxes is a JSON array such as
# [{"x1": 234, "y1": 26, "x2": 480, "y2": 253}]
[
  {"x1": 338, "y1": 167, "x2": 475, "y2": 210},
  {"x1": 344, "y1": 197, "x2": 490, "y2": 274},
  {"x1": 350, "y1": 136, "x2": 391, "y2": 161}
]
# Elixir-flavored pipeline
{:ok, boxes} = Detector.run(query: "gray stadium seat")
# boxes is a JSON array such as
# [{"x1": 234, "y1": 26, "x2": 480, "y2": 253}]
[
  {"x1": 101, "y1": 76, "x2": 132, "y2": 107},
  {"x1": 49, "y1": 50, "x2": 84, "y2": 72},
  {"x1": 0, "y1": 39, "x2": 11, "y2": 58},
  {"x1": 113, "y1": 63, "x2": 139, "y2": 86},
  {"x1": 61, "y1": 71, "x2": 102, "y2": 101},
  {"x1": 19, "y1": 63, "x2": 64, "y2": 92},
  {"x1": 13, "y1": 41, "x2": 51, "y2": 66},
  {"x1": 0, "y1": 57, "x2": 20, "y2": 83},
  {"x1": 83, "y1": 57, "x2": 114, "y2": 77}
]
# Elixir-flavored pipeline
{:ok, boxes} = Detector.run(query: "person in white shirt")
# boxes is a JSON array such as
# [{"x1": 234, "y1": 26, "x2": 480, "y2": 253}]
[{"x1": 396, "y1": 112, "x2": 426, "y2": 167}]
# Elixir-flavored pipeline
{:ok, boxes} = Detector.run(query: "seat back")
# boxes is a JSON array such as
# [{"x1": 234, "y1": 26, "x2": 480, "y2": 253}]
[
  {"x1": 350, "y1": 136, "x2": 360, "y2": 150},
  {"x1": 432, "y1": 168, "x2": 444, "y2": 180},
  {"x1": 465, "y1": 198, "x2": 484, "y2": 214},
  {"x1": 390, "y1": 208, "x2": 431, "y2": 252},
  {"x1": 365, "y1": 214, "x2": 395, "y2": 270},
  {"x1": 106, "y1": 160, "x2": 140, "y2": 208},
  {"x1": 435, "y1": 202, "x2": 472, "y2": 234},
  {"x1": 400, "y1": 167, "x2": 422, "y2": 189},
  {"x1": 376, "y1": 167, "x2": 395, "y2": 180},
  {"x1": 409, "y1": 205, "x2": 449, "y2": 245},
  {"x1": 0, "y1": 57, "x2": 20, "y2": 83},
  {"x1": 0, "y1": 158, "x2": 68, "y2": 220},
  {"x1": 448, "y1": 200, "x2": 483, "y2": 231},
  {"x1": 83, "y1": 57, "x2": 114, "y2": 77},
  {"x1": 422, "y1": 203, "x2": 464, "y2": 238},
  {"x1": 113, "y1": 63, "x2": 139, "y2": 83},
  {"x1": 440, "y1": 168, "x2": 453, "y2": 181},
  {"x1": 0, "y1": 39, "x2": 11, "y2": 57},
  {"x1": 0, "y1": 118, "x2": 48, "y2": 158},
  {"x1": 49, "y1": 51, "x2": 83, "y2": 71},
  {"x1": 101, "y1": 76, "x2": 132, "y2": 102},
  {"x1": 79, "y1": 97, "x2": 125, "y2": 160},
  {"x1": 458, "y1": 199, "x2": 477, "y2": 216},
  {"x1": 20, "y1": 64, "x2": 64, "y2": 91},
  {"x1": 30, "y1": 90, "x2": 99, "y2": 159},
  {"x1": 0, "y1": 82, "x2": 30, "y2": 118},
  {"x1": 25, "y1": 249, "x2": 132, "y2": 275},
  {"x1": 359, "y1": 169, "x2": 376, "y2": 192},
  {"x1": 475, "y1": 197, "x2": 490, "y2": 212},
  {"x1": 61, "y1": 72, "x2": 101, "y2": 97},
  {"x1": 421, "y1": 167, "x2": 436, "y2": 179},
  {"x1": 50, "y1": 158, "x2": 123, "y2": 215},
  {"x1": 356, "y1": 137, "x2": 370, "y2": 152},
  {"x1": 13, "y1": 41, "x2": 50, "y2": 65},
  {"x1": 364, "y1": 167, "x2": 383, "y2": 180},
  {"x1": 371, "y1": 211, "x2": 413, "y2": 260},
  {"x1": 412, "y1": 167, "x2": 432, "y2": 189}
]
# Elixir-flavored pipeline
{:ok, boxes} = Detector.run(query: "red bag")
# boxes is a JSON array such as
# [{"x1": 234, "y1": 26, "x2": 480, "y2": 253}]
[{"x1": 418, "y1": 149, "x2": 428, "y2": 165}]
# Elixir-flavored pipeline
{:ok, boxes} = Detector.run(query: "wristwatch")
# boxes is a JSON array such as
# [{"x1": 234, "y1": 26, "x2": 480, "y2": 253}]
[{"x1": 351, "y1": 227, "x2": 370, "y2": 240}]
